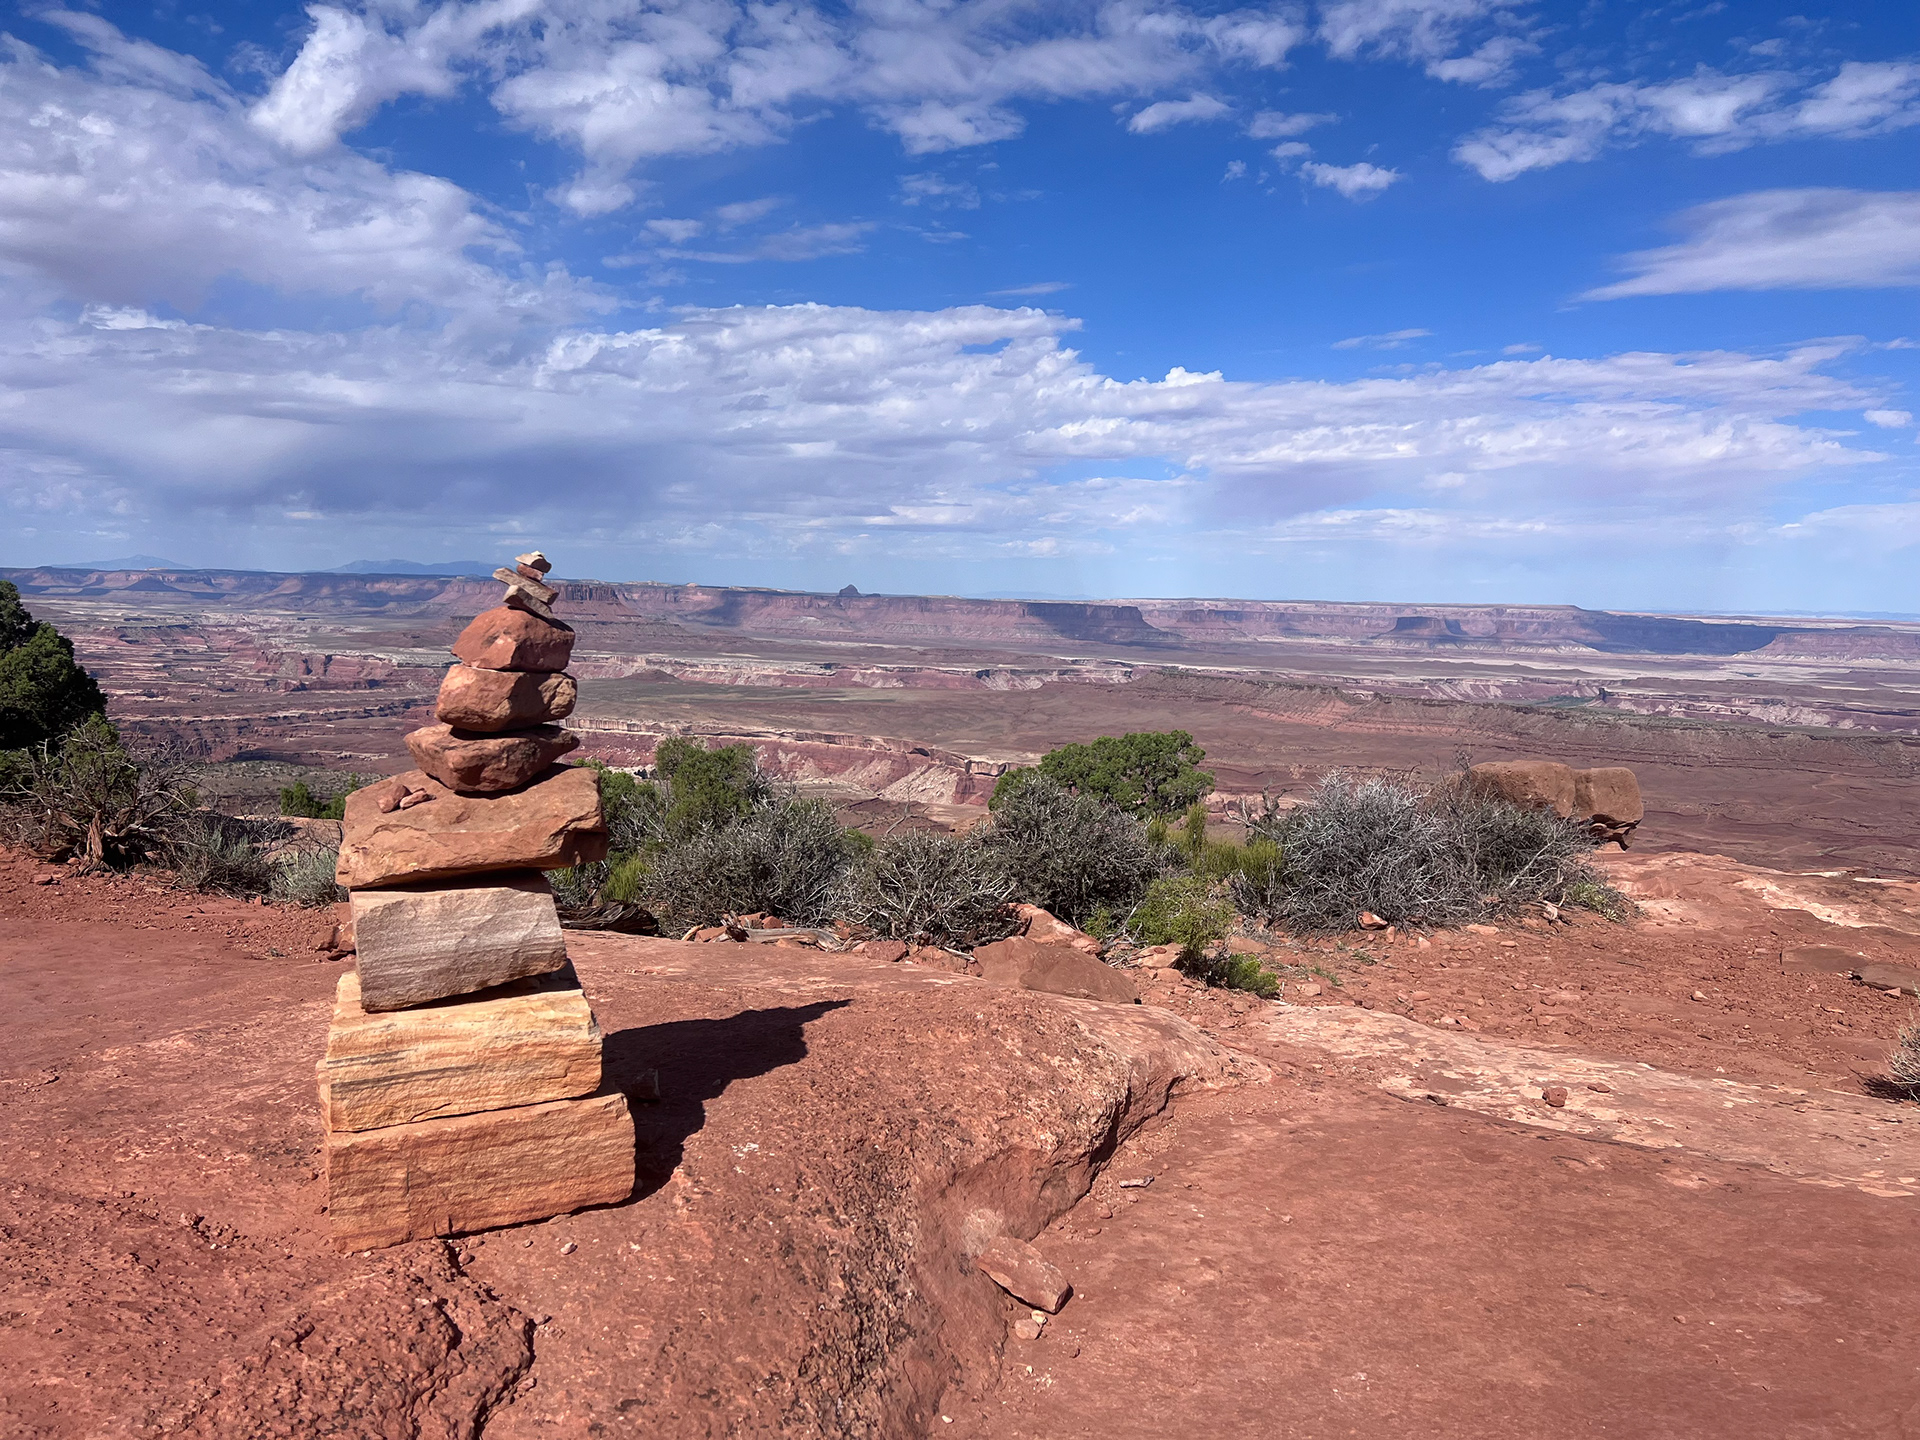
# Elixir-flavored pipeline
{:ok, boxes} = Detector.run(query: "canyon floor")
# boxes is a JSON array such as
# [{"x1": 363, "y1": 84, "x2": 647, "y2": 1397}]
[
  {"x1": 4, "y1": 845, "x2": 1917, "y2": 1437},
  {"x1": 9, "y1": 567, "x2": 1920, "y2": 871}
]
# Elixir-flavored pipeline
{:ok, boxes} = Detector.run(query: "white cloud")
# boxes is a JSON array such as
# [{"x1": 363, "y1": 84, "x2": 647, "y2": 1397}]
[
  {"x1": 4, "y1": 297, "x2": 1891, "y2": 577},
  {"x1": 645, "y1": 218, "x2": 705, "y2": 243},
  {"x1": 1585, "y1": 189, "x2": 1920, "y2": 298},
  {"x1": 248, "y1": 0, "x2": 1310, "y2": 213},
  {"x1": 1457, "y1": 61, "x2": 1920, "y2": 181},
  {"x1": 1270, "y1": 140, "x2": 1313, "y2": 161},
  {"x1": 1864, "y1": 409, "x2": 1914, "y2": 428},
  {"x1": 1222, "y1": 159, "x2": 1248, "y2": 181},
  {"x1": 1334, "y1": 328, "x2": 1434, "y2": 350},
  {"x1": 1247, "y1": 109, "x2": 1336, "y2": 138},
  {"x1": 1301, "y1": 160, "x2": 1402, "y2": 198},
  {"x1": 898, "y1": 173, "x2": 981, "y2": 209},
  {"x1": 714, "y1": 197, "x2": 787, "y2": 230},
  {"x1": 1318, "y1": 0, "x2": 1531, "y2": 84},
  {"x1": 655, "y1": 222, "x2": 876, "y2": 264},
  {"x1": 990, "y1": 282, "x2": 1073, "y2": 296},
  {"x1": 0, "y1": 18, "x2": 579, "y2": 321},
  {"x1": 1126, "y1": 93, "x2": 1231, "y2": 134}
]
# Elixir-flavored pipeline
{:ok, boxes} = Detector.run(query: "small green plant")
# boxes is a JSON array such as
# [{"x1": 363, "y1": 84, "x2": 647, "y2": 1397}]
[
  {"x1": 278, "y1": 775, "x2": 367, "y2": 820},
  {"x1": 1082, "y1": 905, "x2": 1118, "y2": 942},
  {"x1": 1180, "y1": 951, "x2": 1281, "y2": 998},
  {"x1": 1128, "y1": 874, "x2": 1233, "y2": 961},
  {"x1": 991, "y1": 730, "x2": 1215, "y2": 819},
  {"x1": 1563, "y1": 877, "x2": 1637, "y2": 922}
]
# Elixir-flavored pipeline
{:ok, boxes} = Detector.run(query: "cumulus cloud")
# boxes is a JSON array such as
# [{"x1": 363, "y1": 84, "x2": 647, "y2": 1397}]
[
  {"x1": 1585, "y1": 190, "x2": 1920, "y2": 298},
  {"x1": 1457, "y1": 61, "x2": 1920, "y2": 181},
  {"x1": 0, "y1": 17, "x2": 579, "y2": 321},
  {"x1": 248, "y1": 0, "x2": 1310, "y2": 213},
  {"x1": 1126, "y1": 93, "x2": 1231, "y2": 133},
  {"x1": 1301, "y1": 160, "x2": 1402, "y2": 198}
]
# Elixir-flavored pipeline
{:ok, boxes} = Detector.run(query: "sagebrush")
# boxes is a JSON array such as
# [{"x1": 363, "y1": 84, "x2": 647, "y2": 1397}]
[
  {"x1": 978, "y1": 774, "x2": 1165, "y2": 926},
  {"x1": 845, "y1": 828, "x2": 1015, "y2": 947}
]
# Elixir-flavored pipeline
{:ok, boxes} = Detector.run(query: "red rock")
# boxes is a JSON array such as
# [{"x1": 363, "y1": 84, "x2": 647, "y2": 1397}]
[
  {"x1": 1574, "y1": 766, "x2": 1644, "y2": 826},
  {"x1": 856, "y1": 939, "x2": 910, "y2": 962},
  {"x1": 908, "y1": 946, "x2": 979, "y2": 974},
  {"x1": 349, "y1": 871, "x2": 569, "y2": 1011},
  {"x1": 975, "y1": 1234, "x2": 1073, "y2": 1313},
  {"x1": 436, "y1": 665, "x2": 578, "y2": 732},
  {"x1": 451, "y1": 606, "x2": 574, "y2": 672},
  {"x1": 1470, "y1": 761, "x2": 1577, "y2": 818},
  {"x1": 1543, "y1": 1086, "x2": 1569, "y2": 1108},
  {"x1": 1358, "y1": 911, "x2": 1388, "y2": 930},
  {"x1": 337, "y1": 768, "x2": 607, "y2": 889},
  {"x1": 502, "y1": 584, "x2": 559, "y2": 623},
  {"x1": 1858, "y1": 961, "x2": 1920, "y2": 996},
  {"x1": 1014, "y1": 904, "x2": 1101, "y2": 954},
  {"x1": 493, "y1": 567, "x2": 557, "y2": 606},
  {"x1": 515, "y1": 550, "x2": 551, "y2": 574},
  {"x1": 324, "y1": 1089, "x2": 634, "y2": 1252},
  {"x1": 973, "y1": 938, "x2": 1138, "y2": 1005},
  {"x1": 1588, "y1": 1082, "x2": 1613, "y2": 1093},
  {"x1": 405, "y1": 723, "x2": 581, "y2": 794}
]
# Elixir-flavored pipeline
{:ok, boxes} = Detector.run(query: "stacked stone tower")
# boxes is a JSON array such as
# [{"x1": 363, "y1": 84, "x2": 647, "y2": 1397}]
[{"x1": 320, "y1": 553, "x2": 634, "y2": 1252}]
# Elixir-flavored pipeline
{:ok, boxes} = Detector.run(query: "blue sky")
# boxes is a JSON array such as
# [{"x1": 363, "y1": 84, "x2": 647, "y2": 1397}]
[{"x1": 2, "y1": 0, "x2": 1918, "y2": 613}]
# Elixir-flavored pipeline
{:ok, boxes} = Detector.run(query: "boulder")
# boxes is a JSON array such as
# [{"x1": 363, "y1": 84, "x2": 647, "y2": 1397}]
[
  {"x1": 1013, "y1": 903, "x2": 1101, "y2": 954},
  {"x1": 349, "y1": 870, "x2": 570, "y2": 1011},
  {"x1": 1469, "y1": 761, "x2": 1576, "y2": 818},
  {"x1": 450, "y1": 606, "x2": 574, "y2": 672},
  {"x1": 405, "y1": 722, "x2": 580, "y2": 793},
  {"x1": 1574, "y1": 767, "x2": 1644, "y2": 826},
  {"x1": 337, "y1": 768, "x2": 607, "y2": 889},
  {"x1": 324, "y1": 1089, "x2": 635, "y2": 1252},
  {"x1": 436, "y1": 665, "x2": 577, "y2": 732},
  {"x1": 1857, "y1": 961, "x2": 1920, "y2": 997},
  {"x1": 973, "y1": 938, "x2": 1138, "y2": 1004},
  {"x1": 974, "y1": 1234, "x2": 1073, "y2": 1313},
  {"x1": 318, "y1": 966, "x2": 602, "y2": 1130}
]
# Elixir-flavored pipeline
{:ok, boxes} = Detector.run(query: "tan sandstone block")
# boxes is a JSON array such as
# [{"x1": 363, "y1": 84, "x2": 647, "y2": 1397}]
[
  {"x1": 1573, "y1": 766, "x2": 1644, "y2": 825},
  {"x1": 318, "y1": 966, "x2": 602, "y2": 1131},
  {"x1": 350, "y1": 871, "x2": 568, "y2": 1011},
  {"x1": 337, "y1": 767, "x2": 606, "y2": 889},
  {"x1": 436, "y1": 665, "x2": 577, "y2": 732},
  {"x1": 1469, "y1": 760, "x2": 1577, "y2": 817},
  {"x1": 325, "y1": 1090, "x2": 635, "y2": 1252}
]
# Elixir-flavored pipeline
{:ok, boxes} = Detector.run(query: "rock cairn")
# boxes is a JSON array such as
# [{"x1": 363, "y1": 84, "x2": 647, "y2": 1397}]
[{"x1": 319, "y1": 552, "x2": 634, "y2": 1252}]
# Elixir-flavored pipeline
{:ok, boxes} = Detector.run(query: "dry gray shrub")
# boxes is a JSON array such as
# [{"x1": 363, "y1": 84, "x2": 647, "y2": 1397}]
[
  {"x1": 164, "y1": 811, "x2": 286, "y2": 897},
  {"x1": 845, "y1": 829, "x2": 1016, "y2": 948},
  {"x1": 1889, "y1": 1021, "x2": 1920, "y2": 1100},
  {"x1": 270, "y1": 844, "x2": 346, "y2": 907},
  {"x1": 1242, "y1": 769, "x2": 1627, "y2": 933},
  {"x1": 641, "y1": 797, "x2": 858, "y2": 930},
  {"x1": 978, "y1": 774, "x2": 1166, "y2": 927}
]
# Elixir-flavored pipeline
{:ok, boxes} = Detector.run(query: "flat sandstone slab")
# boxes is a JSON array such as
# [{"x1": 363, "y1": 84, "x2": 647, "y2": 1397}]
[
  {"x1": 350, "y1": 871, "x2": 569, "y2": 1011},
  {"x1": 326, "y1": 1089, "x2": 635, "y2": 1252},
  {"x1": 337, "y1": 767, "x2": 606, "y2": 889},
  {"x1": 318, "y1": 966, "x2": 602, "y2": 1131},
  {"x1": 436, "y1": 665, "x2": 577, "y2": 732}
]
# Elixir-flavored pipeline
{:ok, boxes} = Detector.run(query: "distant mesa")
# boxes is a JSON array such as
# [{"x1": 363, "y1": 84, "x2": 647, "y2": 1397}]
[
  {"x1": 838, "y1": 584, "x2": 861, "y2": 598},
  {"x1": 332, "y1": 559, "x2": 496, "y2": 577},
  {"x1": 59, "y1": 554, "x2": 180, "y2": 570}
]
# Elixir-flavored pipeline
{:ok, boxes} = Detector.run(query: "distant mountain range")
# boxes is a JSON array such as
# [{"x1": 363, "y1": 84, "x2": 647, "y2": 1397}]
[
  {"x1": 58, "y1": 554, "x2": 182, "y2": 569},
  {"x1": 330, "y1": 559, "x2": 496, "y2": 576}
]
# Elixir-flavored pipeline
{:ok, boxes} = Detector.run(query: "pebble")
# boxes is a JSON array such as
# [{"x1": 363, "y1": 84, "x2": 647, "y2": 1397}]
[
  {"x1": 560, "y1": 1241, "x2": 577, "y2": 1255},
  {"x1": 1692, "y1": 990, "x2": 1708, "y2": 1002},
  {"x1": 1013, "y1": 1317, "x2": 1044, "y2": 1341},
  {"x1": 1587, "y1": 1082, "x2": 1613, "y2": 1093},
  {"x1": 1543, "y1": 1086, "x2": 1569, "y2": 1108}
]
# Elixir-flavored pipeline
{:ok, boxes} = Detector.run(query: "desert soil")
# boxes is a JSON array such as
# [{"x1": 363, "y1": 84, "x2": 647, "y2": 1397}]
[{"x1": 2, "y1": 846, "x2": 1917, "y2": 1437}]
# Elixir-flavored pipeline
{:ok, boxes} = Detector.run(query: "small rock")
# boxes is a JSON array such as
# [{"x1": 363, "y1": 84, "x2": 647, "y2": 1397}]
[
  {"x1": 1012, "y1": 1317, "x2": 1044, "y2": 1341},
  {"x1": 1357, "y1": 911, "x2": 1388, "y2": 930},
  {"x1": 1691, "y1": 990, "x2": 1708, "y2": 1002},
  {"x1": 1117, "y1": 1176, "x2": 1154, "y2": 1189},
  {"x1": 1543, "y1": 1086, "x2": 1569, "y2": 1108},
  {"x1": 1587, "y1": 1082, "x2": 1613, "y2": 1093},
  {"x1": 560, "y1": 1241, "x2": 577, "y2": 1255},
  {"x1": 1294, "y1": 982, "x2": 1322, "y2": 998},
  {"x1": 1409, "y1": 991, "x2": 1430, "y2": 1002},
  {"x1": 975, "y1": 1235, "x2": 1073, "y2": 1313}
]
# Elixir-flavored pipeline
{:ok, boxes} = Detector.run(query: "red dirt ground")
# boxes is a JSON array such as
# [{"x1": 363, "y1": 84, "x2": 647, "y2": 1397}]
[{"x1": 3, "y1": 846, "x2": 1918, "y2": 1437}]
